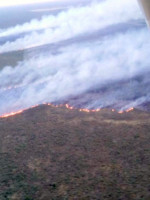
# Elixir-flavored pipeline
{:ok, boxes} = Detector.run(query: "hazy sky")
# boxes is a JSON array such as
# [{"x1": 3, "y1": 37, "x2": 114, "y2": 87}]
[{"x1": 0, "y1": 0, "x2": 58, "y2": 7}]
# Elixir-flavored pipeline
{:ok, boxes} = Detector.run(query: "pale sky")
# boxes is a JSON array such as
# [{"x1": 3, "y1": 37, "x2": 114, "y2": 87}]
[{"x1": 0, "y1": 0, "x2": 59, "y2": 7}]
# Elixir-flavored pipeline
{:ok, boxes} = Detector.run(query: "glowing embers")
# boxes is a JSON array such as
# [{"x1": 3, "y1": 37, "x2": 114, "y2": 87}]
[
  {"x1": 0, "y1": 104, "x2": 39, "y2": 118},
  {"x1": 0, "y1": 103, "x2": 134, "y2": 119},
  {"x1": 65, "y1": 104, "x2": 100, "y2": 113},
  {"x1": 118, "y1": 107, "x2": 134, "y2": 114},
  {"x1": 65, "y1": 104, "x2": 73, "y2": 110},
  {"x1": 126, "y1": 107, "x2": 134, "y2": 112},
  {"x1": 2, "y1": 84, "x2": 25, "y2": 91}
]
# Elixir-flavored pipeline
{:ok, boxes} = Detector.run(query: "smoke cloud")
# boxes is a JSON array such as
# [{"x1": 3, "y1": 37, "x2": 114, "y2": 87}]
[
  {"x1": 0, "y1": 0, "x2": 142, "y2": 53},
  {"x1": 0, "y1": 0, "x2": 150, "y2": 115}
]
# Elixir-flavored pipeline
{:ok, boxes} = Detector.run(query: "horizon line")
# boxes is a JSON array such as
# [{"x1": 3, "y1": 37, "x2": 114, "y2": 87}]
[{"x1": 0, "y1": 0, "x2": 62, "y2": 8}]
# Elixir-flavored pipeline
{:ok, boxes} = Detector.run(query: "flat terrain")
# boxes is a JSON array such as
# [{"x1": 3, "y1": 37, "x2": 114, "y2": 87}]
[
  {"x1": 0, "y1": 105, "x2": 150, "y2": 200},
  {"x1": 0, "y1": 50, "x2": 24, "y2": 69},
  {"x1": 0, "y1": 0, "x2": 89, "y2": 29}
]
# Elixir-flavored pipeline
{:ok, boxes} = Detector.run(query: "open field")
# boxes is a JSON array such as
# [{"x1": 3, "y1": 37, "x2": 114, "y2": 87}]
[
  {"x1": 0, "y1": 50, "x2": 24, "y2": 69},
  {"x1": 0, "y1": 105, "x2": 150, "y2": 200}
]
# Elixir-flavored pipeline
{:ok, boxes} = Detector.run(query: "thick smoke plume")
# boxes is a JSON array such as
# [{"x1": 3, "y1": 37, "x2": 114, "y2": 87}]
[
  {"x1": 0, "y1": 0, "x2": 141, "y2": 53},
  {"x1": 0, "y1": 0, "x2": 150, "y2": 115}
]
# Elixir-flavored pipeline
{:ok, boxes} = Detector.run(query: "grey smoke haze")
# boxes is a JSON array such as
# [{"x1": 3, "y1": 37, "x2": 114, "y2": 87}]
[
  {"x1": 0, "y1": 0, "x2": 141, "y2": 53},
  {"x1": 0, "y1": 0, "x2": 150, "y2": 115}
]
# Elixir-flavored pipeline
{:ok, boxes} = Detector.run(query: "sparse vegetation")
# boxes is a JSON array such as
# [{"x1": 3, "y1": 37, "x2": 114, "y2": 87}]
[{"x1": 0, "y1": 105, "x2": 150, "y2": 199}]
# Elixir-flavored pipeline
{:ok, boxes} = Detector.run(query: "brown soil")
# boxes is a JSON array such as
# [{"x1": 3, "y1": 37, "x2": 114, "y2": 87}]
[{"x1": 0, "y1": 105, "x2": 150, "y2": 200}]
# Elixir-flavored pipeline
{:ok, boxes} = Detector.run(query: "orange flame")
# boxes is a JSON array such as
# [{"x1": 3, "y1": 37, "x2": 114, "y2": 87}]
[
  {"x1": 118, "y1": 110, "x2": 124, "y2": 114},
  {"x1": 0, "y1": 102, "x2": 134, "y2": 119},
  {"x1": 126, "y1": 107, "x2": 134, "y2": 112},
  {"x1": 0, "y1": 110, "x2": 23, "y2": 118}
]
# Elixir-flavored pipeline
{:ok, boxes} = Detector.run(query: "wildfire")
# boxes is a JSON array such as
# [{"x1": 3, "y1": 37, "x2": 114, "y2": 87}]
[
  {"x1": 126, "y1": 107, "x2": 134, "y2": 112},
  {"x1": 0, "y1": 102, "x2": 134, "y2": 119},
  {"x1": 2, "y1": 84, "x2": 26, "y2": 92},
  {"x1": 0, "y1": 110, "x2": 24, "y2": 118},
  {"x1": 118, "y1": 110, "x2": 124, "y2": 114}
]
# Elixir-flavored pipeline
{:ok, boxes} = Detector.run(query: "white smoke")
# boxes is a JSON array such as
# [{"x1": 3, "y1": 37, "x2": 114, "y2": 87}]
[
  {"x1": 0, "y1": 0, "x2": 150, "y2": 115},
  {"x1": 0, "y1": 27, "x2": 150, "y2": 115},
  {"x1": 0, "y1": 0, "x2": 142, "y2": 53}
]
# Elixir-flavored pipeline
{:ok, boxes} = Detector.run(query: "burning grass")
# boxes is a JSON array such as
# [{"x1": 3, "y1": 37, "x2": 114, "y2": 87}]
[{"x1": 0, "y1": 102, "x2": 134, "y2": 119}]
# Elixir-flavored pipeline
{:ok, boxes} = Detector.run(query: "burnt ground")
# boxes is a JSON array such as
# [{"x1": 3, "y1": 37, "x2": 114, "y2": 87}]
[{"x1": 0, "y1": 105, "x2": 150, "y2": 200}]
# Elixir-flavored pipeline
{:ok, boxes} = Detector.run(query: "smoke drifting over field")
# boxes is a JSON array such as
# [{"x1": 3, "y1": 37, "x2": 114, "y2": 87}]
[
  {"x1": 0, "y1": 0, "x2": 150, "y2": 115},
  {"x1": 0, "y1": 0, "x2": 141, "y2": 53}
]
